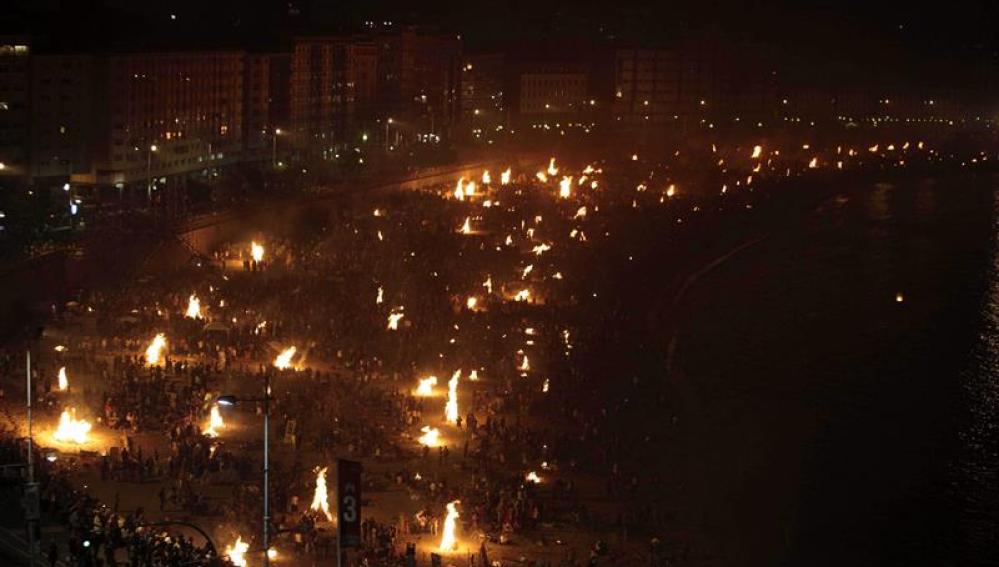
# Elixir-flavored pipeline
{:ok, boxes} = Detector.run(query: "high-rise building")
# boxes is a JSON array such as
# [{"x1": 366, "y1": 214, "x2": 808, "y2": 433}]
[
  {"x1": 0, "y1": 38, "x2": 31, "y2": 176},
  {"x1": 30, "y1": 54, "x2": 95, "y2": 181},
  {"x1": 375, "y1": 27, "x2": 461, "y2": 137},
  {"x1": 612, "y1": 48, "x2": 680, "y2": 123},
  {"x1": 290, "y1": 37, "x2": 337, "y2": 149},
  {"x1": 341, "y1": 41, "x2": 378, "y2": 120},
  {"x1": 244, "y1": 52, "x2": 291, "y2": 159},
  {"x1": 503, "y1": 39, "x2": 606, "y2": 127},
  {"x1": 611, "y1": 38, "x2": 777, "y2": 123},
  {"x1": 88, "y1": 51, "x2": 245, "y2": 187},
  {"x1": 334, "y1": 40, "x2": 379, "y2": 145},
  {"x1": 289, "y1": 35, "x2": 381, "y2": 153},
  {"x1": 518, "y1": 71, "x2": 588, "y2": 117},
  {"x1": 460, "y1": 53, "x2": 505, "y2": 120}
]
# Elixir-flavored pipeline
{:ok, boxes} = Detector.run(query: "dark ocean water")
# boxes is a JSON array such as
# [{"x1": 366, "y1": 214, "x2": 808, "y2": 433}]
[{"x1": 674, "y1": 173, "x2": 999, "y2": 566}]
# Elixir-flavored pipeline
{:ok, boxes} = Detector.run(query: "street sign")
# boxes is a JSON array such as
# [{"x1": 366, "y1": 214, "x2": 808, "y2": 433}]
[{"x1": 337, "y1": 459, "x2": 361, "y2": 548}]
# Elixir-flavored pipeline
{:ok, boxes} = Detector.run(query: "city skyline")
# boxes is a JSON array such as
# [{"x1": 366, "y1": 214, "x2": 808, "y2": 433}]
[{"x1": 1, "y1": 0, "x2": 997, "y2": 90}]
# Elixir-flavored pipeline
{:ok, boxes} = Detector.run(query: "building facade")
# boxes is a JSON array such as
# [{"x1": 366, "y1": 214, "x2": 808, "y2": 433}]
[
  {"x1": 0, "y1": 39, "x2": 31, "y2": 175},
  {"x1": 244, "y1": 52, "x2": 291, "y2": 159},
  {"x1": 376, "y1": 27, "x2": 461, "y2": 137},
  {"x1": 90, "y1": 51, "x2": 245, "y2": 186},
  {"x1": 290, "y1": 37, "x2": 337, "y2": 149},
  {"x1": 30, "y1": 54, "x2": 95, "y2": 180},
  {"x1": 519, "y1": 71, "x2": 588, "y2": 116},
  {"x1": 612, "y1": 40, "x2": 776, "y2": 123}
]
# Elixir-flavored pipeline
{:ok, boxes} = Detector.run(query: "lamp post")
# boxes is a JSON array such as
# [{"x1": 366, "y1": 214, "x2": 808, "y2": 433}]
[
  {"x1": 218, "y1": 372, "x2": 273, "y2": 567},
  {"x1": 147, "y1": 144, "x2": 158, "y2": 207},
  {"x1": 385, "y1": 118, "x2": 393, "y2": 151},
  {"x1": 272, "y1": 128, "x2": 282, "y2": 169},
  {"x1": 25, "y1": 348, "x2": 35, "y2": 563},
  {"x1": 63, "y1": 182, "x2": 73, "y2": 229}
]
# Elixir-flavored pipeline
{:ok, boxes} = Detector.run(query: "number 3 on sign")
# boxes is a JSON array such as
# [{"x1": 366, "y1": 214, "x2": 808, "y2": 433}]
[{"x1": 342, "y1": 493, "x2": 357, "y2": 522}]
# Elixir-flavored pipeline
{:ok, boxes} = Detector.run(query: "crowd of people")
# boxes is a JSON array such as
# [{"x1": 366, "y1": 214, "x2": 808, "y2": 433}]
[
  {"x1": 0, "y1": 431, "x2": 221, "y2": 566},
  {"x1": 0, "y1": 130, "x2": 986, "y2": 566}
]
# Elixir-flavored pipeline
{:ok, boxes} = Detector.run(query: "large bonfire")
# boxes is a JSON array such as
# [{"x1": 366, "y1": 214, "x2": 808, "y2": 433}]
[
  {"x1": 53, "y1": 408, "x2": 91, "y2": 444},
  {"x1": 310, "y1": 466, "x2": 334, "y2": 521},
  {"x1": 439, "y1": 500, "x2": 460, "y2": 551},
  {"x1": 144, "y1": 333, "x2": 167, "y2": 366}
]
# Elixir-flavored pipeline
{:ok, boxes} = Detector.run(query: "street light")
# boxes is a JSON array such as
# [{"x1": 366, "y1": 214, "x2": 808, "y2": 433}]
[
  {"x1": 272, "y1": 128, "x2": 282, "y2": 169},
  {"x1": 147, "y1": 144, "x2": 158, "y2": 206},
  {"x1": 385, "y1": 118, "x2": 393, "y2": 150},
  {"x1": 25, "y1": 348, "x2": 36, "y2": 563},
  {"x1": 63, "y1": 182, "x2": 74, "y2": 228},
  {"x1": 217, "y1": 377, "x2": 274, "y2": 567}
]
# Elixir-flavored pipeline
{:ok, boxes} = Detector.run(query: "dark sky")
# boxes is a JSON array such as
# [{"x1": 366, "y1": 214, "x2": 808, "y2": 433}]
[{"x1": 2, "y1": 0, "x2": 997, "y2": 91}]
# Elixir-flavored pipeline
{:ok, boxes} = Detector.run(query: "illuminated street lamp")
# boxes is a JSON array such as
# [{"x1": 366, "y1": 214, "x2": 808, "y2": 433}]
[
  {"x1": 218, "y1": 377, "x2": 274, "y2": 567},
  {"x1": 272, "y1": 128, "x2": 282, "y2": 168},
  {"x1": 63, "y1": 182, "x2": 76, "y2": 227},
  {"x1": 385, "y1": 118, "x2": 393, "y2": 150},
  {"x1": 147, "y1": 144, "x2": 158, "y2": 206}
]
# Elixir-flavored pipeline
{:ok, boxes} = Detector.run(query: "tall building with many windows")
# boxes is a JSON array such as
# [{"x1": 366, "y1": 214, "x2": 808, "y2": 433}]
[
  {"x1": 519, "y1": 71, "x2": 588, "y2": 116},
  {"x1": 30, "y1": 54, "x2": 95, "y2": 181},
  {"x1": 89, "y1": 51, "x2": 245, "y2": 186},
  {"x1": 0, "y1": 38, "x2": 31, "y2": 175},
  {"x1": 290, "y1": 37, "x2": 337, "y2": 148},
  {"x1": 244, "y1": 52, "x2": 291, "y2": 159},
  {"x1": 375, "y1": 27, "x2": 461, "y2": 137},
  {"x1": 612, "y1": 39, "x2": 776, "y2": 123}
]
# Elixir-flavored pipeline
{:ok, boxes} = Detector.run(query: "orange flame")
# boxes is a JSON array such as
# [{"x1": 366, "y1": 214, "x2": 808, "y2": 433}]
[
  {"x1": 559, "y1": 176, "x2": 572, "y2": 198},
  {"x1": 204, "y1": 404, "x2": 224, "y2": 437},
  {"x1": 225, "y1": 536, "x2": 249, "y2": 567},
  {"x1": 310, "y1": 466, "x2": 334, "y2": 521},
  {"x1": 416, "y1": 376, "x2": 438, "y2": 396},
  {"x1": 185, "y1": 294, "x2": 203, "y2": 319},
  {"x1": 145, "y1": 333, "x2": 167, "y2": 366},
  {"x1": 388, "y1": 309, "x2": 405, "y2": 330},
  {"x1": 445, "y1": 370, "x2": 460, "y2": 423},
  {"x1": 53, "y1": 408, "x2": 91, "y2": 444},
  {"x1": 274, "y1": 346, "x2": 297, "y2": 369},
  {"x1": 439, "y1": 500, "x2": 460, "y2": 551},
  {"x1": 419, "y1": 425, "x2": 441, "y2": 447}
]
